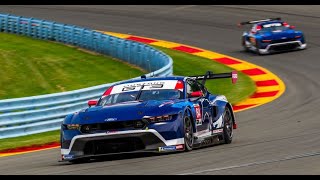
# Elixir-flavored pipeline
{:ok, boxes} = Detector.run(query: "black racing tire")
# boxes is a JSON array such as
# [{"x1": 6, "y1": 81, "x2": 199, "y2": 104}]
[
  {"x1": 184, "y1": 110, "x2": 194, "y2": 151},
  {"x1": 242, "y1": 37, "x2": 249, "y2": 52},
  {"x1": 223, "y1": 107, "x2": 234, "y2": 144},
  {"x1": 256, "y1": 48, "x2": 262, "y2": 55},
  {"x1": 255, "y1": 41, "x2": 263, "y2": 55}
]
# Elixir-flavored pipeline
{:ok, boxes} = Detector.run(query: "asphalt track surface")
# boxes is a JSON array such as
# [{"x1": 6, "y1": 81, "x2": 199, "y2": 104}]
[{"x1": 0, "y1": 5, "x2": 320, "y2": 175}]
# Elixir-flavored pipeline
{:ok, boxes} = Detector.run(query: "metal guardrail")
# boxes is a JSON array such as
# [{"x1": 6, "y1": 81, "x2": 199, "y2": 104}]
[{"x1": 0, "y1": 14, "x2": 173, "y2": 139}]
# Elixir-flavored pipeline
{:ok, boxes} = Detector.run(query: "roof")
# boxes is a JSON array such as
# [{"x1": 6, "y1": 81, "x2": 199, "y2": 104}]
[{"x1": 256, "y1": 20, "x2": 283, "y2": 26}]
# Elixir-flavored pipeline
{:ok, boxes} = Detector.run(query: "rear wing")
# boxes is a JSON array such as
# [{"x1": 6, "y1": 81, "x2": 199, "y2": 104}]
[
  {"x1": 238, "y1": 17, "x2": 281, "y2": 26},
  {"x1": 188, "y1": 70, "x2": 237, "y2": 85}
]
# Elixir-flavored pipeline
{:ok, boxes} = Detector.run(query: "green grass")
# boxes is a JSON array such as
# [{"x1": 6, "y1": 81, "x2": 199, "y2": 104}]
[
  {"x1": 0, "y1": 33, "x2": 145, "y2": 100},
  {"x1": 0, "y1": 33, "x2": 256, "y2": 151},
  {"x1": 0, "y1": 130, "x2": 60, "y2": 151}
]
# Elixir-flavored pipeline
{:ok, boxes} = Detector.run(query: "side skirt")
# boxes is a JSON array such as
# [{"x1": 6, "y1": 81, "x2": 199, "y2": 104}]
[{"x1": 192, "y1": 133, "x2": 224, "y2": 149}]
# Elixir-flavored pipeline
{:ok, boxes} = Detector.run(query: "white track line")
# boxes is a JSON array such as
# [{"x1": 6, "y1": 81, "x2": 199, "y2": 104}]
[{"x1": 178, "y1": 151, "x2": 320, "y2": 175}]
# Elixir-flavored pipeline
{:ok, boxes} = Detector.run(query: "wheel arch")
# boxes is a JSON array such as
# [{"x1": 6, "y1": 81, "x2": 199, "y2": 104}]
[
  {"x1": 225, "y1": 103, "x2": 236, "y2": 127},
  {"x1": 184, "y1": 105, "x2": 197, "y2": 133}
]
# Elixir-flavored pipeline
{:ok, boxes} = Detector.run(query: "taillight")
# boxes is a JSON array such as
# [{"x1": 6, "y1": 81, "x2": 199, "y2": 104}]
[
  {"x1": 262, "y1": 39, "x2": 272, "y2": 43},
  {"x1": 233, "y1": 123, "x2": 238, "y2": 129},
  {"x1": 283, "y1": 22, "x2": 290, "y2": 27},
  {"x1": 103, "y1": 86, "x2": 113, "y2": 96},
  {"x1": 256, "y1": 25, "x2": 262, "y2": 31},
  {"x1": 175, "y1": 80, "x2": 184, "y2": 91},
  {"x1": 295, "y1": 35, "x2": 301, "y2": 38}
]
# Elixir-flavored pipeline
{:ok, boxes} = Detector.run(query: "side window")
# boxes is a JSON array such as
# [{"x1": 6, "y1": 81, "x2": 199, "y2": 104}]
[
  {"x1": 198, "y1": 82, "x2": 207, "y2": 95},
  {"x1": 186, "y1": 79, "x2": 202, "y2": 98}
]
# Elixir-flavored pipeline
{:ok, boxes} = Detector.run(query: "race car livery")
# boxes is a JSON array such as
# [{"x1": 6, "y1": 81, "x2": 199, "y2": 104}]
[
  {"x1": 239, "y1": 17, "x2": 307, "y2": 55},
  {"x1": 60, "y1": 71, "x2": 238, "y2": 163}
]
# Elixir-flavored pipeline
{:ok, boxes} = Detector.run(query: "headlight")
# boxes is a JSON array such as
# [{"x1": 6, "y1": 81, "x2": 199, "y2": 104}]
[
  {"x1": 66, "y1": 124, "x2": 80, "y2": 130},
  {"x1": 143, "y1": 115, "x2": 174, "y2": 123}
]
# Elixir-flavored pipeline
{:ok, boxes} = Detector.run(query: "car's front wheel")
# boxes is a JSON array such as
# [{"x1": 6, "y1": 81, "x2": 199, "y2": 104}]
[{"x1": 184, "y1": 111, "x2": 194, "y2": 151}]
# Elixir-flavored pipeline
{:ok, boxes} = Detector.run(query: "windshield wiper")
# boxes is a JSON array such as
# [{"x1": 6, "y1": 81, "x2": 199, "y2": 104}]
[{"x1": 135, "y1": 84, "x2": 147, "y2": 101}]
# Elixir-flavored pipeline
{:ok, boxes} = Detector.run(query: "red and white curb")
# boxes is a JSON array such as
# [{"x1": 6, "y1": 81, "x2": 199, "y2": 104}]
[{"x1": 0, "y1": 32, "x2": 285, "y2": 157}]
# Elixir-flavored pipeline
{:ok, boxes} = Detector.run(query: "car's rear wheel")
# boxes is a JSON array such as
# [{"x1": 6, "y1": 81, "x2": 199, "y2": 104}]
[
  {"x1": 184, "y1": 111, "x2": 194, "y2": 151},
  {"x1": 242, "y1": 37, "x2": 249, "y2": 52},
  {"x1": 223, "y1": 107, "x2": 233, "y2": 144}
]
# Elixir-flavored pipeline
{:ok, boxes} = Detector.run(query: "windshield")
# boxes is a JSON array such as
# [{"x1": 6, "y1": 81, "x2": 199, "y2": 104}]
[
  {"x1": 260, "y1": 23, "x2": 288, "y2": 33},
  {"x1": 98, "y1": 89, "x2": 183, "y2": 106}
]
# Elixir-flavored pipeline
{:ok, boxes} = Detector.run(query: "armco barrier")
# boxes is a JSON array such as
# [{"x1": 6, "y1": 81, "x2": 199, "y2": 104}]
[{"x1": 0, "y1": 14, "x2": 173, "y2": 139}]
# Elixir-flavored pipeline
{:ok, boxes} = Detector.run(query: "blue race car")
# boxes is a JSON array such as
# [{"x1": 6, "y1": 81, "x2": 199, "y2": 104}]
[
  {"x1": 239, "y1": 17, "x2": 307, "y2": 55},
  {"x1": 60, "y1": 71, "x2": 238, "y2": 163}
]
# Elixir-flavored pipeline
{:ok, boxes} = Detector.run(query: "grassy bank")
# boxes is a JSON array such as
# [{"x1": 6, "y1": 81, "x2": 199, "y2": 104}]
[{"x1": 0, "y1": 33, "x2": 145, "y2": 100}]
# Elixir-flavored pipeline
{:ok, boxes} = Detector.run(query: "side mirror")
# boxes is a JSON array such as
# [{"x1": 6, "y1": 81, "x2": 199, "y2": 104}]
[
  {"x1": 290, "y1": 25, "x2": 295, "y2": 29},
  {"x1": 190, "y1": 91, "x2": 203, "y2": 98},
  {"x1": 88, "y1": 100, "x2": 98, "y2": 107}
]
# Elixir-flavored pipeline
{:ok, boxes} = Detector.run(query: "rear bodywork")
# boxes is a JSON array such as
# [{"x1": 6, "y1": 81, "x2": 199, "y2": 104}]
[
  {"x1": 240, "y1": 18, "x2": 306, "y2": 54},
  {"x1": 60, "y1": 72, "x2": 238, "y2": 162}
]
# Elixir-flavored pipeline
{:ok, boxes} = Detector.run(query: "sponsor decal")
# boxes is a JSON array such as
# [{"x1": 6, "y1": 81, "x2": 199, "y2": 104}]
[
  {"x1": 159, "y1": 101, "x2": 174, "y2": 107},
  {"x1": 175, "y1": 144, "x2": 184, "y2": 150},
  {"x1": 63, "y1": 154, "x2": 74, "y2": 160},
  {"x1": 105, "y1": 118, "x2": 117, "y2": 122},
  {"x1": 212, "y1": 129, "x2": 223, "y2": 134},
  {"x1": 158, "y1": 146, "x2": 177, "y2": 152},
  {"x1": 111, "y1": 80, "x2": 180, "y2": 94},
  {"x1": 106, "y1": 130, "x2": 118, "y2": 134},
  {"x1": 122, "y1": 82, "x2": 165, "y2": 91},
  {"x1": 263, "y1": 23, "x2": 282, "y2": 28},
  {"x1": 194, "y1": 104, "x2": 202, "y2": 126}
]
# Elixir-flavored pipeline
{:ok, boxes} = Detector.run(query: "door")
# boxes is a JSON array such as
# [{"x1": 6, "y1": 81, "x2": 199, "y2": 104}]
[{"x1": 186, "y1": 79, "x2": 212, "y2": 133}]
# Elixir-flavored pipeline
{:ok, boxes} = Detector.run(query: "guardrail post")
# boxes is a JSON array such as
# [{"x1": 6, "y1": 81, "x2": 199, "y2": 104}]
[
  {"x1": 124, "y1": 41, "x2": 132, "y2": 64},
  {"x1": 27, "y1": 18, "x2": 33, "y2": 36},
  {"x1": 0, "y1": 15, "x2": 3, "y2": 31},
  {"x1": 60, "y1": 24, "x2": 65, "y2": 43},
  {"x1": 96, "y1": 33, "x2": 102, "y2": 53},
  {"x1": 70, "y1": 25, "x2": 75, "y2": 45},
  {"x1": 49, "y1": 22, "x2": 54, "y2": 40},
  {"x1": 38, "y1": 20, "x2": 44, "y2": 39},
  {"x1": 4, "y1": 14, "x2": 9, "y2": 32},
  {"x1": 16, "y1": 16, "x2": 21, "y2": 34}
]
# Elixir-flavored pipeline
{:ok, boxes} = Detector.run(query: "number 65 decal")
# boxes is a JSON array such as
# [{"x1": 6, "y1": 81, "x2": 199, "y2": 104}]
[{"x1": 194, "y1": 104, "x2": 202, "y2": 126}]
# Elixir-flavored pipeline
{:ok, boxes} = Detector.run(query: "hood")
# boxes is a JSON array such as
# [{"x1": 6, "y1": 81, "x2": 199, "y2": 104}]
[
  {"x1": 71, "y1": 100, "x2": 184, "y2": 124},
  {"x1": 261, "y1": 29, "x2": 296, "y2": 40}
]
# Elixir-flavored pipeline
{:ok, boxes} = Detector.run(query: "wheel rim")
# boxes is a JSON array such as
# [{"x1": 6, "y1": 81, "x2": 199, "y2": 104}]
[
  {"x1": 184, "y1": 116, "x2": 193, "y2": 147},
  {"x1": 224, "y1": 110, "x2": 233, "y2": 138}
]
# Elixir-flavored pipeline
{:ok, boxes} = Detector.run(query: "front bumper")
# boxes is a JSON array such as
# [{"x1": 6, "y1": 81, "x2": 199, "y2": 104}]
[
  {"x1": 60, "y1": 129, "x2": 184, "y2": 161},
  {"x1": 258, "y1": 41, "x2": 307, "y2": 54}
]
